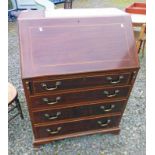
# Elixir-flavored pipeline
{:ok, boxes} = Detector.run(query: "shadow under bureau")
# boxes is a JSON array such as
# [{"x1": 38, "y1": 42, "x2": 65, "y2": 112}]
[{"x1": 18, "y1": 8, "x2": 139, "y2": 147}]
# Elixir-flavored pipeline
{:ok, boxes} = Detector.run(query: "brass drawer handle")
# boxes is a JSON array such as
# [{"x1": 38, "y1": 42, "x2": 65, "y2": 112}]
[
  {"x1": 106, "y1": 75, "x2": 124, "y2": 84},
  {"x1": 100, "y1": 104, "x2": 115, "y2": 112},
  {"x1": 46, "y1": 127, "x2": 62, "y2": 135},
  {"x1": 41, "y1": 81, "x2": 61, "y2": 91},
  {"x1": 44, "y1": 112, "x2": 61, "y2": 120},
  {"x1": 104, "y1": 90, "x2": 120, "y2": 98},
  {"x1": 97, "y1": 119, "x2": 111, "y2": 127},
  {"x1": 42, "y1": 96, "x2": 61, "y2": 105}
]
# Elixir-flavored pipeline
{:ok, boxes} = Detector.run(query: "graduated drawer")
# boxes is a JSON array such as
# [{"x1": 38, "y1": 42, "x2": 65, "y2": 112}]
[
  {"x1": 32, "y1": 100, "x2": 126, "y2": 124},
  {"x1": 30, "y1": 86, "x2": 130, "y2": 109},
  {"x1": 34, "y1": 114, "x2": 121, "y2": 139},
  {"x1": 32, "y1": 72, "x2": 131, "y2": 94}
]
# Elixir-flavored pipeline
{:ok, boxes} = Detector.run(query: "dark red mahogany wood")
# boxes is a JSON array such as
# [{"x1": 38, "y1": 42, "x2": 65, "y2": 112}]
[
  {"x1": 18, "y1": 8, "x2": 139, "y2": 147},
  {"x1": 18, "y1": 9, "x2": 139, "y2": 79},
  {"x1": 34, "y1": 114, "x2": 121, "y2": 139},
  {"x1": 32, "y1": 100, "x2": 126, "y2": 124}
]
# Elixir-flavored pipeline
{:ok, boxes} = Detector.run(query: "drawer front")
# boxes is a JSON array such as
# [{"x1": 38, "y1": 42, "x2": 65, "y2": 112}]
[
  {"x1": 32, "y1": 72, "x2": 131, "y2": 94},
  {"x1": 32, "y1": 100, "x2": 126, "y2": 124},
  {"x1": 34, "y1": 114, "x2": 121, "y2": 139},
  {"x1": 30, "y1": 86, "x2": 130, "y2": 109}
]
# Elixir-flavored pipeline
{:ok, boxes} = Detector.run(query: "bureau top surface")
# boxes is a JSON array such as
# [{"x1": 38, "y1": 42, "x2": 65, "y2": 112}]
[{"x1": 18, "y1": 8, "x2": 139, "y2": 79}]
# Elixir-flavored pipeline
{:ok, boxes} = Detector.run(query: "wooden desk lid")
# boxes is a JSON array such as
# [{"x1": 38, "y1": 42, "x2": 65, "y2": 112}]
[{"x1": 18, "y1": 8, "x2": 139, "y2": 79}]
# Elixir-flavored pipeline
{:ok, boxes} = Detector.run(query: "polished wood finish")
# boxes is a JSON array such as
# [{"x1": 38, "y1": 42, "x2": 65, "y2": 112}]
[
  {"x1": 34, "y1": 114, "x2": 121, "y2": 139},
  {"x1": 33, "y1": 127, "x2": 120, "y2": 147},
  {"x1": 32, "y1": 72, "x2": 131, "y2": 94},
  {"x1": 30, "y1": 85, "x2": 130, "y2": 109},
  {"x1": 32, "y1": 100, "x2": 126, "y2": 124},
  {"x1": 18, "y1": 9, "x2": 139, "y2": 79},
  {"x1": 18, "y1": 9, "x2": 139, "y2": 147}
]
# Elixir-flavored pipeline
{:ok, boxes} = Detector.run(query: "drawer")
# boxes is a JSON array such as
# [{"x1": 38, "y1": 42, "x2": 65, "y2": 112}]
[
  {"x1": 32, "y1": 100, "x2": 126, "y2": 124},
  {"x1": 30, "y1": 86, "x2": 130, "y2": 109},
  {"x1": 32, "y1": 72, "x2": 131, "y2": 94},
  {"x1": 34, "y1": 114, "x2": 121, "y2": 139}
]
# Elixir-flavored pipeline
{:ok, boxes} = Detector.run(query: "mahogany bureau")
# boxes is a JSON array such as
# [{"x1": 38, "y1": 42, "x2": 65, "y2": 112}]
[{"x1": 18, "y1": 8, "x2": 139, "y2": 147}]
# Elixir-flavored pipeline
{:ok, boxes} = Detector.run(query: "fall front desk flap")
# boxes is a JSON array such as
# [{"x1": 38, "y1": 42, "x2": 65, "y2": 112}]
[{"x1": 18, "y1": 8, "x2": 139, "y2": 79}]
